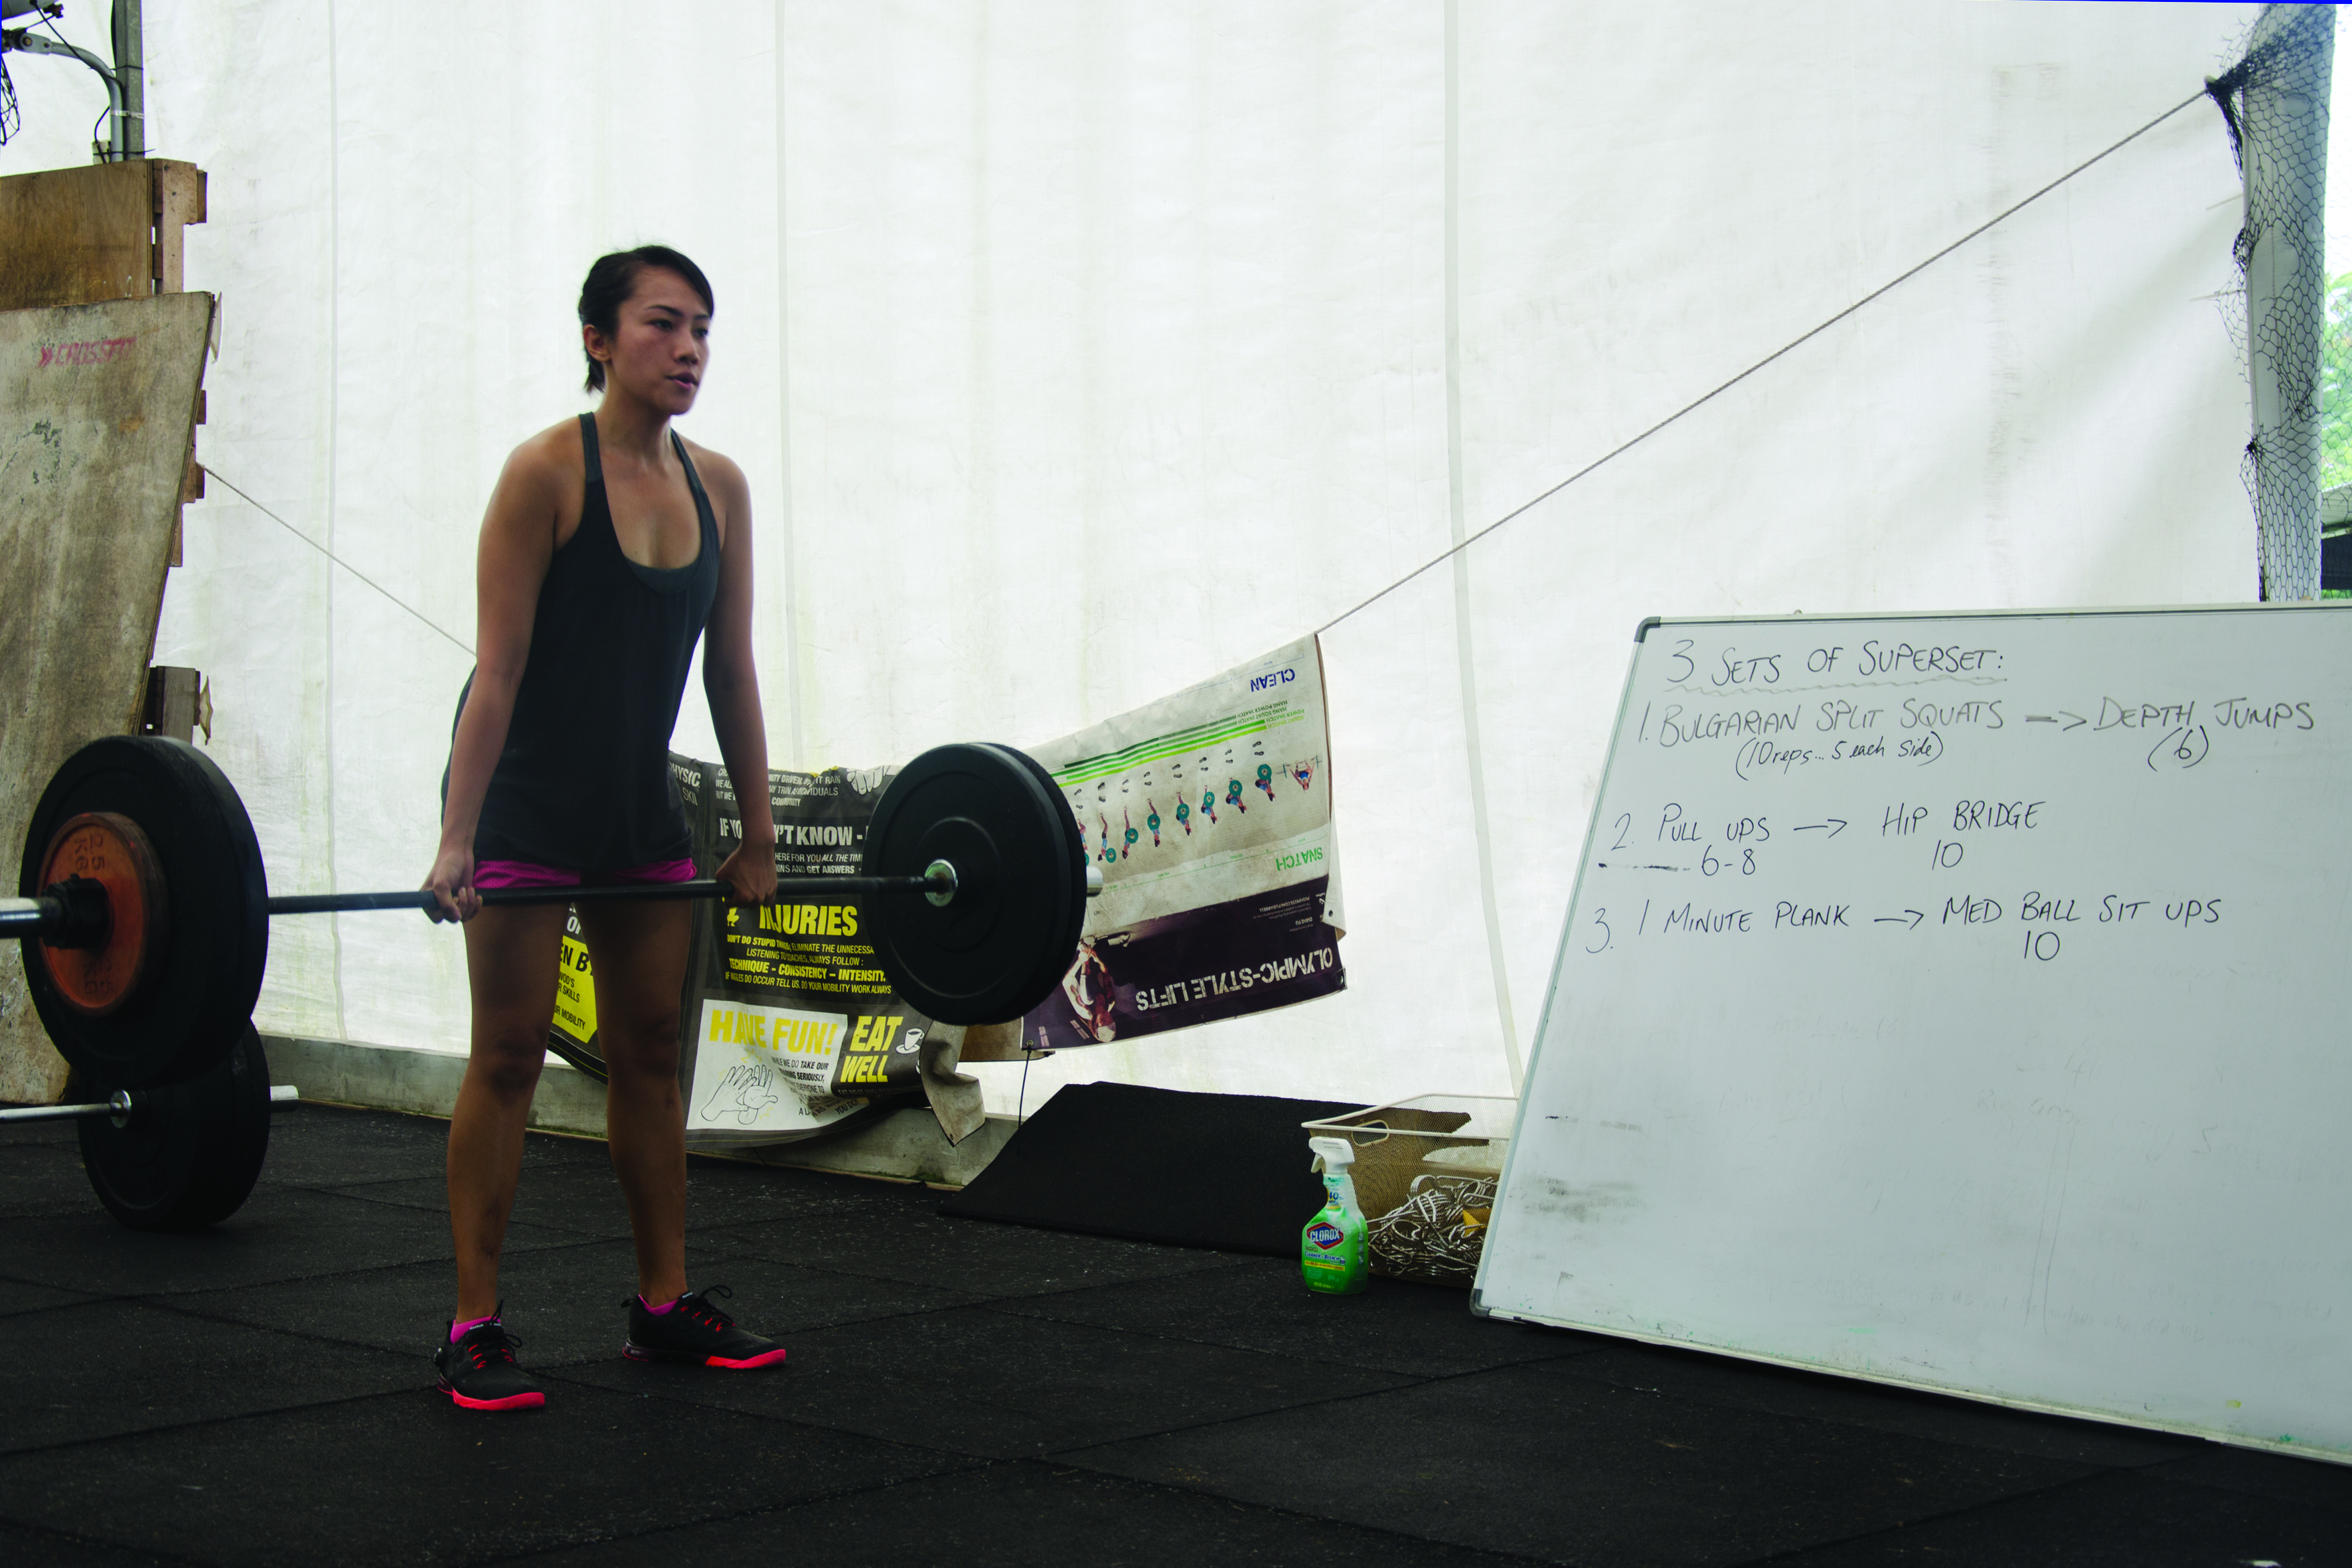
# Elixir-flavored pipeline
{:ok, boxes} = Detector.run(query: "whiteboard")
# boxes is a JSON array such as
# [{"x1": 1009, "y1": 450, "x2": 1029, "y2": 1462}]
[{"x1": 1474, "y1": 605, "x2": 2352, "y2": 1462}]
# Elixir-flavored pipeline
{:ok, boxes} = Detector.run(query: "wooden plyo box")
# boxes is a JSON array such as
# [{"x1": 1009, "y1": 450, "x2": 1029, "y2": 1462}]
[
  {"x1": 0, "y1": 167, "x2": 216, "y2": 1104},
  {"x1": 0, "y1": 292, "x2": 216, "y2": 1103},
  {"x1": 0, "y1": 158, "x2": 208, "y2": 310},
  {"x1": 0, "y1": 159, "x2": 210, "y2": 561}
]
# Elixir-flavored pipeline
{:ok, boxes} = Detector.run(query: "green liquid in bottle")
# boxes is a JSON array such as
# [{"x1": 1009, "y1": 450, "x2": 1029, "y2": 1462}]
[{"x1": 1301, "y1": 1162, "x2": 1369, "y2": 1294}]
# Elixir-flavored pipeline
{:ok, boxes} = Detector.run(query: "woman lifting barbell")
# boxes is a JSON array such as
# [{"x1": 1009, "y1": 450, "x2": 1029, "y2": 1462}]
[{"x1": 424, "y1": 246, "x2": 786, "y2": 1411}]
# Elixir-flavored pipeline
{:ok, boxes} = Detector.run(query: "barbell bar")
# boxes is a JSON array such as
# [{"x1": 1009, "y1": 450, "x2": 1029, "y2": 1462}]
[
  {"x1": 1, "y1": 852, "x2": 1089, "y2": 935},
  {"x1": 0, "y1": 1083, "x2": 299, "y2": 1124},
  {"x1": 3, "y1": 859, "x2": 1003, "y2": 932},
  {"x1": 16, "y1": 736, "x2": 1097, "y2": 1091}
]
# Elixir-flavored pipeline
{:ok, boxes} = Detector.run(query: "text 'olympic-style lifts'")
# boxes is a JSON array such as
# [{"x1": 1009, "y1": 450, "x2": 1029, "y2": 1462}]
[{"x1": 1575, "y1": 631, "x2": 2316, "y2": 969}]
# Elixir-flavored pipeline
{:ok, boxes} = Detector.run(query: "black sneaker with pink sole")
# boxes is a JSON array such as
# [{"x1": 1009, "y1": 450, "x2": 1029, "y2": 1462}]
[
  {"x1": 624, "y1": 1285, "x2": 788, "y2": 1369},
  {"x1": 434, "y1": 1312, "x2": 545, "y2": 1411}
]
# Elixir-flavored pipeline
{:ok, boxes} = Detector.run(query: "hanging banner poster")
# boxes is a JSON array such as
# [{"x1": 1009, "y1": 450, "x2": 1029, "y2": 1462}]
[
  {"x1": 686, "y1": 758, "x2": 929, "y2": 1145},
  {"x1": 549, "y1": 756, "x2": 928, "y2": 1148},
  {"x1": 1008, "y1": 635, "x2": 1347, "y2": 1054}
]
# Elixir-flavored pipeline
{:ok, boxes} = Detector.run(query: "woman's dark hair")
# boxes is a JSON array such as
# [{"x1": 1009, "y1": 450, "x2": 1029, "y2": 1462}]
[{"x1": 578, "y1": 245, "x2": 716, "y2": 392}]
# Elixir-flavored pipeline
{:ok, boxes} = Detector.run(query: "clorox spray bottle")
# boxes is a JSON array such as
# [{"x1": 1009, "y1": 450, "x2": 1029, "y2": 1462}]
[{"x1": 1301, "y1": 1135, "x2": 1369, "y2": 1294}]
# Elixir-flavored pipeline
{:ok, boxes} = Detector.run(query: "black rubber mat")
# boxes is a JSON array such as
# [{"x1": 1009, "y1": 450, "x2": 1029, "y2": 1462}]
[
  {"x1": 935, "y1": 1082, "x2": 1357, "y2": 1255},
  {"x1": 5, "y1": 1097, "x2": 2340, "y2": 1563}
]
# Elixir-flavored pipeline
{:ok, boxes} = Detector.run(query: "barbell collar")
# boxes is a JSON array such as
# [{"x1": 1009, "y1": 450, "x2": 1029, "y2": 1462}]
[{"x1": 0, "y1": 878, "x2": 112, "y2": 948}]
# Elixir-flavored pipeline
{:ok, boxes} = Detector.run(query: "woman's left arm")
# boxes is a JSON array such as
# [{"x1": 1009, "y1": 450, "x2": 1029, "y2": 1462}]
[{"x1": 698, "y1": 449, "x2": 778, "y2": 904}]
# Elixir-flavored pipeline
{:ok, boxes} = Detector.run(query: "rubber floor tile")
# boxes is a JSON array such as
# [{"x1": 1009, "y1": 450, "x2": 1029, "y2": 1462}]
[
  {"x1": 550, "y1": 1302, "x2": 1412, "y2": 1460},
  {"x1": 1533, "y1": 1341, "x2": 2199, "y2": 1468},
  {"x1": 0, "y1": 1272, "x2": 100, "y2": 1318},
  {"x1": 318, "y1": 1168, "x2": 651, "y2": 1241},
  {"x1": 0, "y1": 1382, "x2": 971, "y2": 1567},
  {"x1": 165, "y1": 1241, "x2": 982, "y2": 1368},
  {"x1": 252, "y1": 1101, "x2": 517, "y2": 1188},
  {"x1": 0, "y1": 1520, "x2": 183, "y2": 1567},
  {"x1": 0, "y1": 1112, "x2": 77, "y2": 1147},
  {"x1": 680, "y1": 1155, "x2": 939, "y2": 1228},
  {"x1": 0, "y1": 1298, "x2": 421, "y2": 1455},
  {"x1": 0, "y1": 1141, "x2": 106, "y2": 1219},
  {"x1": 518, "y1": 1459, "x2": 1542, "y2": 1567},
  {"x1": 1065, "y1": 1361, "x2": 2096, "y2": 1567},
  {"x1": 2134, "y1": 1443, "x2": 2352, "y2": 1516},
  {"x1": 159, "y1": 1237, "x2": 717, "y2": 1364},
  {"x1": 707, "y1": 1205, "x2": 1259, "y2": 1298},
  {"x1": 996, "y1": 1256, "x2": 1602, "y2": 1377},
  {"x1": 0, "y1": 1184, "x2": 581, "y2": 1296},
  {"x1": 323, "y1": 1154, "x2": 886, "y2": 1240},
  {"x1": 1764, "y1": 1468, "x2": 2352, "y2": 1566}
]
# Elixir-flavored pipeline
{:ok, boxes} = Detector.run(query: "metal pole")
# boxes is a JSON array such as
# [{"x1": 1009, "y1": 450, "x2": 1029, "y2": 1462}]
[
  {"x1": 111, "y1": 0, "x2": 142, "y2": 158},
  {"x1": 2234, "y1": 3, "x2": 2335, "y2": 601},
  {"x1": 4, "y1": 32, "x2": 123, "y2": 158}
]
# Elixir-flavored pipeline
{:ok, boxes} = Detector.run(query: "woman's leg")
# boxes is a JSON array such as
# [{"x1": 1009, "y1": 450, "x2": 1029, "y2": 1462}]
[
  {"x1": 574, "y1": 898, "x2": 694, "y2": 1306},
  {"x1": 447, "y1": 903, "x2": 570, "y2": 1321}
]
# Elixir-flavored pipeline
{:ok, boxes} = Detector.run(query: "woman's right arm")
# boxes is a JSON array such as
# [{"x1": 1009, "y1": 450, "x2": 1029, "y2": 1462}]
[{"x1": 425, "y1": 437, "x2": 567, "y2": 919}]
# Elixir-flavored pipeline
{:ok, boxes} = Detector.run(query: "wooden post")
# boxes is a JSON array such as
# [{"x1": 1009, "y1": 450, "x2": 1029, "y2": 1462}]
[
  {"x1": 139, "y1": 666, "x2": 209, "y2": 743},
  {"x1": 149, "y1": 159, "x2": 204, "y2": 295}
]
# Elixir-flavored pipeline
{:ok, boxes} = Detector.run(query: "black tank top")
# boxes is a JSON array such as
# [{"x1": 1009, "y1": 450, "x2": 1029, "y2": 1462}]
[{"x1": 449, "y1": 413, "x2": 722, "y2": 870}]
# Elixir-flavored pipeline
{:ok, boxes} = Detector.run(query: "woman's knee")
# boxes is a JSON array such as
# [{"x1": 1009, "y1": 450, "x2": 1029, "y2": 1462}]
[
  {"x1": 600, "y1": 1018, "x2": 680, "y2": 1082},
  {"x1": 467, "y1": 1022, "x2": 550, "y2": 1098}
]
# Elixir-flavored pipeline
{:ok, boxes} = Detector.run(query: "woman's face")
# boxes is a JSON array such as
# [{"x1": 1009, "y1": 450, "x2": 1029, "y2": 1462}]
[{"x1": 586, "y1": 267, "x2": 710, "y2": 415}]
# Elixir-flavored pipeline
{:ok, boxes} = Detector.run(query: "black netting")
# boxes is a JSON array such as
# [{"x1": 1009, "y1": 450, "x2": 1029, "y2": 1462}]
[
  {"x1": 0, "y1": 54, "x2": 17, "y2": 147},
  {"x1": 2209, "y1": 4, "x2": 2335, "y2": 601}
]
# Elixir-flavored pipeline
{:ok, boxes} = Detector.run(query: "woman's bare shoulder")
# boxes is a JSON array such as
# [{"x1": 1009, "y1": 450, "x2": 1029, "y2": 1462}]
[
  {"x1": 505, "y1": 417, "x2": 590, "y2": 484},
  {"x1": 678, "y1": 435, "x2": 748, "y2": 500},
  {"x1": 477, "y1": 418, "x2": 588, "y2": 550},
  {"x1": 485, "y1": 418, "x2": 589, "y2": 524}
]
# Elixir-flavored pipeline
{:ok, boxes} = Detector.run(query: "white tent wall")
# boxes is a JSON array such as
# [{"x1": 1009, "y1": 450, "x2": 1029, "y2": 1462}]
[
  {"x1": 1450, "y1": 6, "x2": 2259, "y2": 1090},
  {"x1": 1, "y1": 3, "x2": 2258, "y2": 1116}
]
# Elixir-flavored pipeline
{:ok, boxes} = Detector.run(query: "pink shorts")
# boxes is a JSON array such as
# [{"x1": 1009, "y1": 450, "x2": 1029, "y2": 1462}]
[{"x1": 473, "y1": 856, "x2": 698, "y2": 890}]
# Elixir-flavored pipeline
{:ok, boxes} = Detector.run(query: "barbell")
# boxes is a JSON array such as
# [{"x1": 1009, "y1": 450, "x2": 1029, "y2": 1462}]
[
  {"x1": 9, "y1": 736, "x2": 1096, "y2": 1092},
  {"x1": 0, "y1": 1023, "x2": 291, "y2": 1229}
]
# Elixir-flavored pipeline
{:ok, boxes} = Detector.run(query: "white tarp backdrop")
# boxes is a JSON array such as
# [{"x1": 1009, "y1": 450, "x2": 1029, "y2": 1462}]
[{"x1": 1, "y1": 3, "x2": 2260, "y2": 1117}]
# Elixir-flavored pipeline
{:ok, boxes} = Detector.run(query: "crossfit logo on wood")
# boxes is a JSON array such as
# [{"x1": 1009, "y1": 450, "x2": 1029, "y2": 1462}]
[{"x1": 36, "y1": 337, "x2": 136, "y2": 369}]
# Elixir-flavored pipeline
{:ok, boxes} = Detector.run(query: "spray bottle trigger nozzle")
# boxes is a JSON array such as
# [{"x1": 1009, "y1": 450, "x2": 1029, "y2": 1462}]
[{"x1": 1308, "y1": 1135, "x2": 1354, "y2": 1174}]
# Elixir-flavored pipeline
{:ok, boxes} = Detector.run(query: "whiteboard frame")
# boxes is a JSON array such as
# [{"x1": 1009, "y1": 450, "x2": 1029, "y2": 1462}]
[{"x1": 1470, "y1": 600, "x2": 2352, "y2": 1466}]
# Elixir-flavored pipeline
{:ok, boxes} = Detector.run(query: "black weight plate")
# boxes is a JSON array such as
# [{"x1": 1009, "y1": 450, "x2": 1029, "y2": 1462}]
[
  {"x1": 955, "y1": 744, "x2": 1069, "y2": 1020},
  {"x1": 20, "y1": 737, "x2": 268, "y2": 1089},
  {"x1": 860, "y1": 743, "x2": 1079, "y2": 1024},
  {"x1": 946, "y1": 742, "x2": 1085, "y2": 1022},
  {"x1": 76, "y1": 1020, "x2": 272, "y2": 1230},
  {"x1": 978, "y1": 743, "x2": 1088, "y2": 1020}
]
